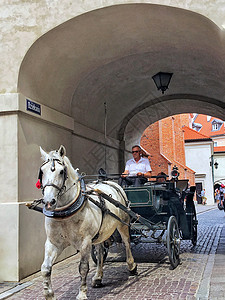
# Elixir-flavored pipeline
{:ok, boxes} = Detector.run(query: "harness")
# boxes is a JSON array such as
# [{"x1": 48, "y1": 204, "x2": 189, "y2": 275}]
[
  {"x1": 85, "y1": 189, "x2": 129, "y2": 242},
  {"x1": 29, "y1": 163, "x2": 130, "y2": 234},
  {"x1": 43, "y1": 177, "x2": 86, "y2": 218}
]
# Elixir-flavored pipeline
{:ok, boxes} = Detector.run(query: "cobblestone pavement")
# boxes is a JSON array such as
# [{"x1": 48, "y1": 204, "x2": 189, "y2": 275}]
[{"x1": 1, "y1": 204, "x2": 225, "y2": 300}]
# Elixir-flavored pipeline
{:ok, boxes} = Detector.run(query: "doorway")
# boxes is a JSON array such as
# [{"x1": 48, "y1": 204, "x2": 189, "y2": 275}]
[{"x1": 196, "y1": 182, "x2": 202, "y2": 204}]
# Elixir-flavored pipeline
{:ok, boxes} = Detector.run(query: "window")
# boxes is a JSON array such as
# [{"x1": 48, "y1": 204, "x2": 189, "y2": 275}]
[
  {"x1": 192, "y1": 123, "x2": 202, "y2": 132},
  {"x1": 211, "y1": 119, "x2": 223, "y2": 131},
  {"x1": 214, "y1": 142, "x2": 218, "y2": 147},
  {"x1": 212, "y1": 123, "x2": 219, "y2": 131}
]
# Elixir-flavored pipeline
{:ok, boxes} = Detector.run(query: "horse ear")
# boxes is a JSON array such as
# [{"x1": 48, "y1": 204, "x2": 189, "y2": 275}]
[
  {"x1": 58, "y1": 145, "x2": 66, "y2": 158},
  {"x1": 40, "y1": 146, "x2": 48, "y2": 161}
]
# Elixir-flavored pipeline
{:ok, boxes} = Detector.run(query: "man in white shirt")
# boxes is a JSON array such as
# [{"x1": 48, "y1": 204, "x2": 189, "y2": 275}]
[{"x1": 119, "y1": 145, "x2": 152, "y2": 187}]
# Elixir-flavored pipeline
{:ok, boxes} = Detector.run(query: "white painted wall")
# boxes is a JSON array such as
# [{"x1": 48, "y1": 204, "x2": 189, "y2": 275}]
[
  {"x1": 212, "y1": 136, "x2": 225, "y2": 147},
  {"x1": 213, "y1": 153, "x2": 225, "y2": 184},
  {"x1": 185, "y1": 142, "x2": 214, "y2": 205}
]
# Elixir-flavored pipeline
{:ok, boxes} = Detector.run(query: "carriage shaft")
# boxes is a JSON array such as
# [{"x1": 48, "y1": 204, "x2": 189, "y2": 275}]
[{"x1": 94, "y1": 189, "x2": 155, "y2": 230}]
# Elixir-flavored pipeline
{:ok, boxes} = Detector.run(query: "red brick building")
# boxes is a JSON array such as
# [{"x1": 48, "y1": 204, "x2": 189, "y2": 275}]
[{"x1": 140, "y1": 114, "x2": 195, "y2": 185}]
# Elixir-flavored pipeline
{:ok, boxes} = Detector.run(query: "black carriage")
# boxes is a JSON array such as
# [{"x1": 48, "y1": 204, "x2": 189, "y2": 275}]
[
  {"x1": 92, "y1": 169, "x2": 197, "y2": 269},
  {"x1": 124, "y1": 178, "x2": 197, "y2": 268}
]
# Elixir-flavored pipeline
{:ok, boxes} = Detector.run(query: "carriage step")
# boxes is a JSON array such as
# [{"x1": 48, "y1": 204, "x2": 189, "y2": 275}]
[
  {"x1": 131, "y1": 223, "x2": 166, "y2": 231},
  {"x1": 131, "y1": 224, "x2": 150, "y2": 230}
]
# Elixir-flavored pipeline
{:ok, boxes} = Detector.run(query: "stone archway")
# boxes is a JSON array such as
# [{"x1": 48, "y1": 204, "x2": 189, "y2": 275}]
[
  {"x1": 121, "y1": 95, "x2": 225, "y2": 157},
  {"x1": 18, "y1": 4, "x2": 225, "y2": 172}
]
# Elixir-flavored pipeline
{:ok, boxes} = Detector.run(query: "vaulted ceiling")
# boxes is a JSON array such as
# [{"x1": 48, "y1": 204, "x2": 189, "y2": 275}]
[{"x1": 18, "y1": 4, "x2": 225, "y2": 141}]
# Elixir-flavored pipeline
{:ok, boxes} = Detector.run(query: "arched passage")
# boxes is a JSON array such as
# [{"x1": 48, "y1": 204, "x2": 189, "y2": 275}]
[
  {"x1": 121, "y1": 94, "x2": 225, "y2": 152},
  {"x1": 18, "y1": 4, "x2": 225, "y2": 151}
]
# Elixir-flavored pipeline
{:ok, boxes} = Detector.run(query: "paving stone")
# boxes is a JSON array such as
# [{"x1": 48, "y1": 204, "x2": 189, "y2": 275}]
[{"x1": 1, "y1": 205, "x2": 225, "y2": 300}]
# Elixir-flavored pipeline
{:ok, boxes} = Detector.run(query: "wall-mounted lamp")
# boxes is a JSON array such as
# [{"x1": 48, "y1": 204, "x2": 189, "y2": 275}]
[
  {"x1": 210, "y1": 160, "x2": 219, "y2": 169},
  {"x1": 152, "y1": 72, "x2": 173, "y2": 94}
]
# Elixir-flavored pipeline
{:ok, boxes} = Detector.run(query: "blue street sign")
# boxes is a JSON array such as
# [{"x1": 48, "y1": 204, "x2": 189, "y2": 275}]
[{"x1": 26, "y1": 99, "x2": 41, "y2": 115}]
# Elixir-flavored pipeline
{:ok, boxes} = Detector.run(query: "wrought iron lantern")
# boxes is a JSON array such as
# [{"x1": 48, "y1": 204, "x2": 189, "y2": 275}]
[{"x1": 152, "y1": 72, "x2": 173, "y2": 94}]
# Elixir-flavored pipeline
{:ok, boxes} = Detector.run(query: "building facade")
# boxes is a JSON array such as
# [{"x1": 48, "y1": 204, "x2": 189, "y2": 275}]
[
  {"x1": 183, "y1": 126, "x2": 214, "y2": 205},
  {"x1": 192, "y1": 114, "x2": 225, "y2": 189},
  {"x1": 141, "y1": 114, "x2": 195, "y2": 185}
]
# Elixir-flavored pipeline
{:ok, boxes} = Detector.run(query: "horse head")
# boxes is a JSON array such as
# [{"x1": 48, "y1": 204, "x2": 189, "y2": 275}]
[{"x1": 39, "y1": 145, "x2": 70, "y2": 211}]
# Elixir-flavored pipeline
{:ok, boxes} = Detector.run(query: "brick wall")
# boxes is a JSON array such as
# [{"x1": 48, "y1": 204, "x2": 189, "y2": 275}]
[
  {"x1": 141, "y1": 114, "x2": 195, "y2": 186},
  {"x1": 141, "y1": 122, "x2": 171, "y2": 175}
]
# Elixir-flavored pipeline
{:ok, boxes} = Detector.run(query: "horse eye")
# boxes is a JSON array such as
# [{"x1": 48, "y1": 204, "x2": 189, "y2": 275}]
[{"x1": 60, "y1": 170, "x2": 64, "y2": 175}]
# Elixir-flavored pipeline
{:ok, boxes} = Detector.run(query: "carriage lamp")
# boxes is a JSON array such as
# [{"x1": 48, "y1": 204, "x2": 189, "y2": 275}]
[
  {"x1": 152, "y1": 72, "x2": 173, "y2": 94},
  {"x1": 171, "y1": 165, "x2": 179, "y2": 179}
]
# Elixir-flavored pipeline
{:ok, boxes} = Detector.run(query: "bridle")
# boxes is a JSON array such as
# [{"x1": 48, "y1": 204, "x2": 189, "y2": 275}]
[
  {"x1": 38, "y1": 158, "x2": 68, "y2": 197},
  {"x1": 36, "y1": 158, "x2": 86, "y2": 218}
]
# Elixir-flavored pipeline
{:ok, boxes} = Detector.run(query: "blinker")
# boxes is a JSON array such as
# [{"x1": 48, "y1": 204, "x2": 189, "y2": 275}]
[{"x1": 38, "y1": 169, "x2": 43, "y2": 184}]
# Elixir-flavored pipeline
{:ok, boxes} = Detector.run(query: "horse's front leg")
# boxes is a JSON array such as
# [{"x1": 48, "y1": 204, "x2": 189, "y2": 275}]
[
  {"x1": 41, "y1": 239, "x2": 62, "y2": 300},
  {"x1": 92, "y1": 243, "x2": 104, "y2": 288},
  {"x1": 77, "y1": 240, "x2": 91, "y2": 300}
]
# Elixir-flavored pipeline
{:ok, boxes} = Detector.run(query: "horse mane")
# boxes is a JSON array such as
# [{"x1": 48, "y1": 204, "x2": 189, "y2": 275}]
[
  {"x1": 63, "y1": 156, "x2": 79, "y2": 181},
  {"x1": 42, "y1": 148, "x2": 79, "y2": 182}
]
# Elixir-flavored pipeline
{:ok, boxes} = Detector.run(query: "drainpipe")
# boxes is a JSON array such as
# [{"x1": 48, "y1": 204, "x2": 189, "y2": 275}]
[{"x1": 211, "y1": 155, "x2": 215, "y2": 186}]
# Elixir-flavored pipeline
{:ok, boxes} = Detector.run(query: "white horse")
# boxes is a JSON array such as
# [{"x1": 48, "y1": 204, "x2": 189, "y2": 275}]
[{"x1": 39, "y1": 145, "x2": 137, "y2": 300}]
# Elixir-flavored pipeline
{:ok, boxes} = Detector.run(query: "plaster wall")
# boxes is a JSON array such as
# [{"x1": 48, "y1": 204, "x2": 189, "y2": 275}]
[
  {"x1": 0, "y1": 204, "x2": 19, "y2": 281},
  {"x1": 17, "y1": 102, "x2": 76, "y2": 279},
  {"x1": 0, "y1": 111, "x2": 19, "y2": 281},
  {"x1": 0, "y1": 94, "x2": 74, "y2": 280},
  {"x1": 71, "y1": 134, "x2": 120, "y2": 175},
  {"x1": 0, "y1": 110, "x2": 18, "y2": 203},
  {"x1": 0, "y1": 92, "x2": 121, "y2": 280},
  {"x1": 185, "y1": 143, "x2": 214, "y2": 204},
  {"x1": 212, "y1": 136, "x2": 225, "y2": 147},
  {"x1": 213, "y1": 153, "x2": 225, "y2": 184},
  {"x1": 1, "y1": 0, "x2": 225, "y2": 96}
]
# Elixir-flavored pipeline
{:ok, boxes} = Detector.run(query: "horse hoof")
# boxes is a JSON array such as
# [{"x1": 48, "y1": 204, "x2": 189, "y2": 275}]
[
  {"x1": 44, "y1": 292, "x2": 56, "y2": 300},
  {"x1": 129, "y1": 264, "x2": 138, "y2": 275},
  {"x1": 76, "y1": 293, "x2": 87, "y2": 300},
  {"x1": 92, "y1": 279, "x2": 103, "y2": 288}
]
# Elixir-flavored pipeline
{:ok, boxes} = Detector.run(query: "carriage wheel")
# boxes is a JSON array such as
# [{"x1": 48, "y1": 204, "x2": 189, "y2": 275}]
[
  {"x1": 167, "y1": 216, "x2": 180, "y2": 269},
  {"x1": 91, "y1": 242, "x2": 109, "y2": 265},
  {"x1": 191, "y1": 213, "x2": 198, "y2": 246}
]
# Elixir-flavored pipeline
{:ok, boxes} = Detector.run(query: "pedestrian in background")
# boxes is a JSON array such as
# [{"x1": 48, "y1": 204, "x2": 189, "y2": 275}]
[
  {"x1": 201, "y1": 189, "x2": 207, "y2": 205},
  {"x1": 220, "y1": 184, "x2": 225, "y2": 209},
  {"x1": 215, "y1": 188, "x2": 220, "y2": 203}
]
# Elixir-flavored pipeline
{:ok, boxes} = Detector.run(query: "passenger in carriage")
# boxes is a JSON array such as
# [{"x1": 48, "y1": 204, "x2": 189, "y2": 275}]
[{"x1": 119, "y1": 145, "x2": 152, "y2": 187}]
